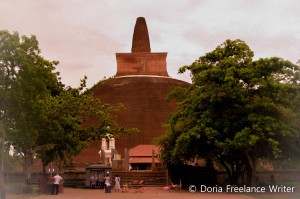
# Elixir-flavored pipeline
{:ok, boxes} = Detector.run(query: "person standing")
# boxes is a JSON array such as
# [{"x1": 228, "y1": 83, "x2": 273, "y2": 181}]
[
  {"x1": 52, "y1": 173, "x2": 63, "y2": 195},
  {"x1": 114, "y1": 175, "x2": 121, "y2": 192},
  {"x1": 104, "y1": 174, "x2": 111, "y2": 193}
]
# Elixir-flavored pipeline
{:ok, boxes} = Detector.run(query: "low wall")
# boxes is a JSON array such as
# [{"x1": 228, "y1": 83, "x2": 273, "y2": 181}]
[
  {"x1": 112, "y1": 170, "x2": 167, "y2": 186},
  {"x1": 217, "y1": 170, "x2": 300, "y2": 185},
  {"x1": 3, "y1": 169, "x2": 299, "y2": 187},
  {"x1": 256, "y1": 170, "x2": 300, "y2": 183}
]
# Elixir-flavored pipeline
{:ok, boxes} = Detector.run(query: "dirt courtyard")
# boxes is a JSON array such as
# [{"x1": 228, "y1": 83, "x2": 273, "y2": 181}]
[
  {"x1": 5, "y1": 187, "x2": 262, "y2": 199},
  {"x1": 6, "y1": 186, "x2": 300, "y2": 199}
]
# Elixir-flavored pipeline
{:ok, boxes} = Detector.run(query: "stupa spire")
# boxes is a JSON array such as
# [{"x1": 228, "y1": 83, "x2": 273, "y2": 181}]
[
  {"x1": 116, "y1": 17, "x2": 168, "y2": 77},
  {"x1": 131, "y1": 17, "x2": 151, "y2": 53}
]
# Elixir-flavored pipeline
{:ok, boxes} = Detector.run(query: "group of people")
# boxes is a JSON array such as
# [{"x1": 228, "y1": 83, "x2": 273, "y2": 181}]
[
  {"x1": 89, "y1": 171, "x2": 105, "y2": 187},
  {"x1": 50, "y1": 173, "x2": 121, "y2": 195},
  {"x1": 103, "y1": 174, "x2": 121, "y2": 193}
]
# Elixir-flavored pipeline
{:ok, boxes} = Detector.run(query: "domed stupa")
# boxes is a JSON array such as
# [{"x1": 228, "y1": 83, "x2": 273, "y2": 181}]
[{"x1": 74, "y1": 17, "x2": 189, "y2": 165}]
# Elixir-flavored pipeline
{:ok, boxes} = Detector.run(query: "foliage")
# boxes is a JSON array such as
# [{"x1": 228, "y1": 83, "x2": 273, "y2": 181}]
[
  {"x1": 36, "y1": 77, "x2": 131, "y2": 171},
  {"x1": 157, "y1": 39, "x2": 300, "y2": 185},
  {"x1": 0, "y1": 145, "x2": 23, "y2": 172},
  {"x1": 0, "y1": 30, "x2": 138, "y2": 176},
  {"x1": 0, "y1": 30, "x2": 61, "y2": 178}
]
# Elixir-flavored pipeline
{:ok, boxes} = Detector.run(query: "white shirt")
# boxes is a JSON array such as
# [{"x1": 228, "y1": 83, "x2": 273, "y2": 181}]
[
  {"x1": 115, "y1": 177, "x2": 120, "y2": 182},
  {"x1": 53, "y1": 175, "x2": 63, "y2": 184}
]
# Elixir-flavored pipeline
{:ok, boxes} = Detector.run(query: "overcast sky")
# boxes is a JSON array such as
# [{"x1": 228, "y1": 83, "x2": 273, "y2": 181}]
[{"x1": 1, "y1": 0, "x2": 299, "y2": 88}]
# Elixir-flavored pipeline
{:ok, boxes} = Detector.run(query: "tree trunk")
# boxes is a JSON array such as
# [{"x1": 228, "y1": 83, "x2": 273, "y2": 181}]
[
  {"x1": 244, "y1": 151, "x2": 256, "y2": 186},
  {"x1": 0, "y1": 172, "x2": 5, "y2": 199},
  {"x1": 230, "y1": 173, "x2": 240, "y2": 185},
  {"x1": 246, "y1": 162, "x2": 252, "y2": 186},
  {"x1": 252, "y1": 159, "x2": 257, "y2": 186},
  {"x1": 24, "y1": 150, "x2": 33, "y2": 181},
  {"x1": 42, "y1": 160, "x2": 46, "y2": 175}
]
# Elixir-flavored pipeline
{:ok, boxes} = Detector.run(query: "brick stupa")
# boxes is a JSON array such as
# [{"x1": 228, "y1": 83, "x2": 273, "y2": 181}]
[
  {"x1": 116, "y1": 17, "x2": 168, "y2": 77},
  {"x1": 74, "y1": 17, "x2": 189, "y2": 165}
]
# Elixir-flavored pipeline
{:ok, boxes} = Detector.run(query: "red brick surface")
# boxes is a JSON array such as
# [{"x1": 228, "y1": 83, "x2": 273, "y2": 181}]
[
  {"x1": 74, "y1": 76, "x2": 189, "y2": 165},
  {"x1": 116, "y1": 52, "x2": 168, "y2": 76}
]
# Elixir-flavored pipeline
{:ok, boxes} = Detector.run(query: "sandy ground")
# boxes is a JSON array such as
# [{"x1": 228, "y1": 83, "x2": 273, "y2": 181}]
[
  {"x1": 6, "y1": 187, "x2": 257, "y2": 199},
  {"x1": 6, "y1": 187, "x2": 300, "y2": 199}
]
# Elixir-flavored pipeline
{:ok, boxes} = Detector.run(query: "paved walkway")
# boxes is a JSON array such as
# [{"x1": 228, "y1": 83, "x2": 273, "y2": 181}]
[{"x1": 7, "y1": 187, "x2": 257, "y2": 199}]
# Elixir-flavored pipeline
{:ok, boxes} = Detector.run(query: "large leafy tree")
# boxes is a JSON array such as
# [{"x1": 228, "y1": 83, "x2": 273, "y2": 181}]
[
  {"x1": 0, "y1": 30, "x2": 61, "y2": 179},
  {"x1": 0, "y1": 30, "x2": 136, "y2": 180},
  {"x1": 36, "y1": 77, "x2": 130, "y2": 173},
  {"x1": 157, "y1": 39, "x2": 300, "y2": 185}
]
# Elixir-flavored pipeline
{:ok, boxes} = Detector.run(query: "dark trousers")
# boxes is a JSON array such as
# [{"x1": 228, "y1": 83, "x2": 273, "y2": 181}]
[
  {"x1": 105, "y1": 185, "x2": 111, "y2": 193},
  {"x1": 52, "y1": 184, "x2": 59, "y2": 195}
]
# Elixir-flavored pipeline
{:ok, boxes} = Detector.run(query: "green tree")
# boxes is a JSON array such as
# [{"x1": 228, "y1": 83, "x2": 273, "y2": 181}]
[
  {"x1": 36, "y1": 77, "x2": 132, "y2": 173},
  {"x1": 157, "y1": 39, "x2": 300, "y2": 185},
  {"x1": 0, "y1": 30, "x2": 137, "y2": 180},
  {"x1": 0, "y1": 30, "x2": 61, "y2": 179}
]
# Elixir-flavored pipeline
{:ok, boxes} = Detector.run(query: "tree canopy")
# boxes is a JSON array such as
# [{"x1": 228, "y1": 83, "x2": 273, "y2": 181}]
[
  {"x1": 0, "y1": 30, "x2": 136, "y2": 178},
  {"x1": 0, "y1": 30, "x2": 62, "y2": 178},
  {"x1": 36, "y1": 77, "x2": 119, "y2": 171},
  {"x1": 157, "y1": 39, "x2": 300, "y2": 185}
]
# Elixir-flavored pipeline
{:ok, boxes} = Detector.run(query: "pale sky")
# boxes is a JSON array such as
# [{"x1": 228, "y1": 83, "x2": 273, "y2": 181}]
[{"x1": 1, "y1": 0, "x2": 299, "y2": 88}]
